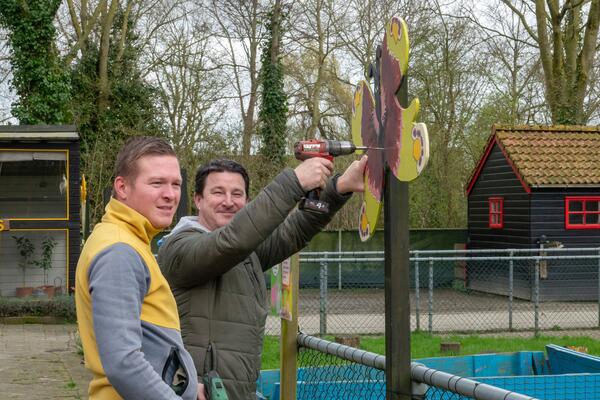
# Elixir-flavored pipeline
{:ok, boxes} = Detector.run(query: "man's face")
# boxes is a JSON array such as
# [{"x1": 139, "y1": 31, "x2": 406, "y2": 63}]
[
  {"x1": 116, "y1": 155, "x2": 182, "y2": 229},
  {"x1": 194, "y1": 171, "x2": 247, "y2": 231}
]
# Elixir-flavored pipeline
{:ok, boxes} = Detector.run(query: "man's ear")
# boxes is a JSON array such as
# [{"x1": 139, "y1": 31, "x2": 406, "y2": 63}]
[
  {"x1": 113, "y1": 176, "x2": 128, "y2": 201},
  {"x1": 193, "y1": 192, "x2": 203, "y2": 209}
]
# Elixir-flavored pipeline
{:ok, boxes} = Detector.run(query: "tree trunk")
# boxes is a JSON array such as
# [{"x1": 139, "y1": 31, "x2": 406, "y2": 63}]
[
  {"x1": 97, "y1": 0, "x2": 118, "y2": 113},
  {"x1": 241, "y1": 0, "x2": 259, "y2": 156},
  {"x1": 307, "y1": 0, "x2": 324, "y2": 138},
  {"x1": 510, "y1": 0, "x2": 600, "y2": 124}
]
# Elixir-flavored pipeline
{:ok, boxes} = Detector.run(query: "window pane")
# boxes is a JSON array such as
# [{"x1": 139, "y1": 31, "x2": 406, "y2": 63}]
[
  {"x1": 0, "y1": 230, "x2": 66, "y2": 296},
  {"x1": 585, "y1": 213, "x2": 600, "y2": 225},
  {"x1": 0, "y1": 151, "x2": 67, "y2": 218},
  {"x1": 569, "y1": 214, "x2": 584, "y2": 225},
  {"x1": 490, "y1": 199, "x2": 501, "y2": 213},
  {"x1": 586, "y1": 201, "x2": 600, "y2": 212},
  {"x1": 570, "y1": 200, "x2": 583, "y2": 211}
]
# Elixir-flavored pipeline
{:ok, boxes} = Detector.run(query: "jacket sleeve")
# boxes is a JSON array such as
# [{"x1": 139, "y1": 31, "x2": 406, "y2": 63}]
[
  {"x1": 254, "y1": 174, "x2": 352, "y2": 269},
  {"x1": 89, "y1": 243, "x2": 183, "y2": 400},
  {"x1": 158, "y1": 168, "x2": 307, "y2": 288}
]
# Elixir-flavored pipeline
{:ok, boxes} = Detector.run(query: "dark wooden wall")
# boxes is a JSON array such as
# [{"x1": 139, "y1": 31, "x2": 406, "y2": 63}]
[
  {"x1": 468, "y1": 144, "x2": 530, "y2": 249},
  {"x1": 67, "y1": 140, "x2": 80, "y2": 291},
  {"x1": 530, "y1": 188, "x2": 600, "y2": 301},
  {"x1": 531, "y1": 188, "x2": 600, "y2": 247}
]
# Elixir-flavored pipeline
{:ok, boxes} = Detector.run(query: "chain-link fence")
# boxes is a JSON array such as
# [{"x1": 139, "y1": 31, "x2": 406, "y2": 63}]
[
  {"x1": 296, "y1": 333, "x2": 536, "y2": 400},
  {"x1": 297, "y1": 348, "x2": 385, "y2": 400},
  {"x1": 266, "y1": 247, "x2": 600, "y2": 335}
]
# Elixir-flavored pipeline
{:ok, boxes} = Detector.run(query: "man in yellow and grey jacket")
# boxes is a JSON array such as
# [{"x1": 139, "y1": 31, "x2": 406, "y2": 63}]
[{"x1": 75, "y1": 137, "x2": 200, "y2": 400}]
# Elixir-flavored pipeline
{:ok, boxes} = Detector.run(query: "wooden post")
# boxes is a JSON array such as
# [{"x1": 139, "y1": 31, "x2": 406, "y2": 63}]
[
  {"x1": 280, "y1": 253, "x2": 299, "y2": 399},
  {"x1": 385, "y1": 78, "x2": 412, "y2": 400}
]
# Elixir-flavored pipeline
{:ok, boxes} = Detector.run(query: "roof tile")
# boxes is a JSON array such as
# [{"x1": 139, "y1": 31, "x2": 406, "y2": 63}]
[{"x1": 493, "y1": 124, "x2": 600, "y2": 186}]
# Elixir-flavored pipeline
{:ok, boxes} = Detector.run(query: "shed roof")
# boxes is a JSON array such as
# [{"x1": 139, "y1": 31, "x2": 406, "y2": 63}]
[
  {"x1": 466, "y1": 124, "x2": 600, "y2": 195},
  {"x1": 0, "y1": 125, "x2": 78, "y2": 141}
]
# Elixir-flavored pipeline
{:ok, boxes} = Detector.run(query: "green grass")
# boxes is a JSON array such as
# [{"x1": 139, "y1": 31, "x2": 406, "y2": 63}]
[
  {"x1": 65, "y1": 380, "x2": 77, "y2": 390},
  {"x1": 261, "y1": 331, "x2": 600, "y2": 370}
]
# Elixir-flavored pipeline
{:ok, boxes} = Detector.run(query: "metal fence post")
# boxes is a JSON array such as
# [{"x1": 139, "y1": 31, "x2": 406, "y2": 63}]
[
  {"x1": 320, "y1": 261, "x2": 328, "y2": 336},
  {"x1": 428, "y1": 259, "x2": 434, "y2": 334},
  {"x1": 338, "y1": 230, "x2": 342, "y2": 290},
  {"x1": 597, "y1": 249, "x2": 600, "y2": 328},
  {"x1": 509, "y1": 251, "x2": 514, "y2": 331},
  {"x1": 415, "y1": 251, "x2": 420, "y2": 332},
  {"x1": 534, "y1": 259, "x2": 540, "y2": 335}
]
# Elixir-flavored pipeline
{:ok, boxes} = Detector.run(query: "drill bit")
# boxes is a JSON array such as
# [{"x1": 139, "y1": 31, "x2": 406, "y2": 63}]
[{"x1": 355, "y1": 146, "x2": 384, "y2": 151}]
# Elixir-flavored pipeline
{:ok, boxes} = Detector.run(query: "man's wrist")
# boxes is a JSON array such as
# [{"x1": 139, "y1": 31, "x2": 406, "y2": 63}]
[{"x1": 333, "y1": 174, "x2": 351, "y2": 195}]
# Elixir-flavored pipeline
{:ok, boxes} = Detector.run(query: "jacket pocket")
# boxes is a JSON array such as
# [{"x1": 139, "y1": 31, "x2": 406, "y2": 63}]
[
  {"x1": 243, "y1": 259, "x2": 265, "y2": 306},
  {"x1": 162, "y1": 346, "x2": 190, "y2": 396}
]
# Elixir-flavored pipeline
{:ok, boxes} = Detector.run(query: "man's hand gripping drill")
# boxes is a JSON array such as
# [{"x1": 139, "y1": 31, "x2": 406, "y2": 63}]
[{"x1": 293, "y1": 139, "x2": 371, "y2": 214}]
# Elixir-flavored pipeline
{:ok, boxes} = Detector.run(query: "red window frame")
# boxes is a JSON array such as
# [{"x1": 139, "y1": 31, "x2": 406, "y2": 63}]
[
  {"x1": 488, "y1": 197, "x2": 504, "y2": 229},
  {"x1": 565, "y1": 197, "x2": 600, "y2": 229}
]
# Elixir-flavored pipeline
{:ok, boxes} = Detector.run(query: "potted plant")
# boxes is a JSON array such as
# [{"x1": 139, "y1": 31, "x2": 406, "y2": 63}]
[
  {"x1": 12, "y1": 235, "x2": 35, "y2": 297},
  {"x1": 33, "y1": 236, "x2": 58, "y2": 298}
]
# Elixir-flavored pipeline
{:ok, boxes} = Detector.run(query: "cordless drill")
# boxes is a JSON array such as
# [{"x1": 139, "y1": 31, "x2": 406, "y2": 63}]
[{"x1": 294, "y1": 139, "x2": 368, "y2": 213}]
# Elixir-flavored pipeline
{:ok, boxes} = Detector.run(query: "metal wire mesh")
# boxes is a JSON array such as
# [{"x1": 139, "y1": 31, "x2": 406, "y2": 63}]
[
  {"x1": 296, "y1": 334, "x2": 538, "y2": 400},
  {"x1": 447, "y1": 374, "x2": 600, "y2": 399},
  {"x1": 423, "y1": 386, "x2": 474, "y2": 399},
  {"x1": 414, "y1": 248, "x2": 600, "y2": 334},
  {"x1": 297, "y1": 346, "x2": 385, "y2": 400},
  {"x1": 265, "y1": 247, "x2": 600, "y2": 336},
  {"x1": 294, "y1": 333, "x2": 600, "y2": 400}
]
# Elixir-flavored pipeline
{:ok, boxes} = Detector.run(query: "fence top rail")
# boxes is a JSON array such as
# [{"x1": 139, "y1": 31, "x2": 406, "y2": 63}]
[
  {"x1": 299, "y1": 257, "x2": 385, "y2": 263},
  {"x1": 301, "y1": 247, "x2": 600, "y2": 257},
  {"x1": 297, "y1": 333, "x2": 537, "y2": 400},
  {"x1": 297, "y1": 333, "x2": 385, "y2": 370},
  {"x1": 299, "y1": 254, "x2": 600, "y2": 263},
  {"x1": 411, "y1": 363, "x2": 538, "y2": 400}
]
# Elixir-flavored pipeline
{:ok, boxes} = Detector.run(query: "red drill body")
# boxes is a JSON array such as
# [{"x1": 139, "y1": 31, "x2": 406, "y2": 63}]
[{"x1": 294, "y1": 139, "x2": 367, "y2": 161}]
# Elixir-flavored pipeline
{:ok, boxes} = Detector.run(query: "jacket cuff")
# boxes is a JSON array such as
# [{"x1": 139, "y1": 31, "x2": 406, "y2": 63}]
[
  {"x1": 326, "y1": 174, "x2": 352, "y2": 201},
  {"x1": 277, "y1": 168, "x2": 306, "y2": 200}
]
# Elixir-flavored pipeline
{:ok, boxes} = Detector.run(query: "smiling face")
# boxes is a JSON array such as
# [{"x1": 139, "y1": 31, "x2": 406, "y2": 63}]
[
  {"x1": 194, "y1": 171, "x2": 247, "y2": 231},
  {"x1": 114, "y1": 155, "x2": 182, "y2": 229}
]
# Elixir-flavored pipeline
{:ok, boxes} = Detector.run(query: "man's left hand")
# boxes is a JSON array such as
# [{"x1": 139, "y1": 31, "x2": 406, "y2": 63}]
[
  {"x1": 336, "y1": 155, "x2": 367, "y2": 194},
  {"x1": 197, "y1": 382, "x2": 207, "y2": 400}
]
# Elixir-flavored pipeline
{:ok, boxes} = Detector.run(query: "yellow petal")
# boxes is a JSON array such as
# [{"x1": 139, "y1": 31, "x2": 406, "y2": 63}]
[{"x1": 413, "y1": 138, "x2": 422, "y2": 161}]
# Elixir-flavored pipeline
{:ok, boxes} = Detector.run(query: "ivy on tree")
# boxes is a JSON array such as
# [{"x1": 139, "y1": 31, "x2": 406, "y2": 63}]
[
  {"x1": 258, "y1": 4, "x2": 288, "y2": 169},
  {"x1": 0, "y1": 0, "x2": 72, "y2": 124}
]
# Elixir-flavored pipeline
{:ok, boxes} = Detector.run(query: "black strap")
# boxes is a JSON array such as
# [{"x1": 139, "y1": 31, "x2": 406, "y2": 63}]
[{"x1": 204, "y1": 342, "x2": 218, "y2": 372}]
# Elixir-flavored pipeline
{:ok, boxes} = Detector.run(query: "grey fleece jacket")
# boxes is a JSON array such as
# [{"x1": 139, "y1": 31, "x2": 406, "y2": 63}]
[
  {"x1": 88, "y1": 244, "x2": 198, "y2": 399},
  {"x1": 158, "y1": 168, "x2": 351, "y2": 400}
]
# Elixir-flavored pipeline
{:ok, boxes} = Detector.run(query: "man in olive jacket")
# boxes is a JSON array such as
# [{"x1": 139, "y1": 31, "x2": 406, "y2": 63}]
[{"x1": 157, "y1": 156, "x2": 367, "y2": 400}]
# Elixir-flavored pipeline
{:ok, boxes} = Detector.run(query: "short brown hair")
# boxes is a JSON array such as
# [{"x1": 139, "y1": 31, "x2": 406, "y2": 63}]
[
  {"x1": 114, "y1": 136, "x2": 177, "y2": 181},
  {"x1": 195, "y1": 159, "x2": 250, "y2": 196}
]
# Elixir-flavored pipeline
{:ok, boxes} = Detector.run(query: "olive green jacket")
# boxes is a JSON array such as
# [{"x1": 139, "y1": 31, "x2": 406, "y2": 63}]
[{"x1": 157, "y1": 168, "x2": 351, "y2": 400}]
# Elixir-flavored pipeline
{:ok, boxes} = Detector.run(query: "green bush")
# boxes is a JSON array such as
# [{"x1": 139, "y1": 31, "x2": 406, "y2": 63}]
[{"x1": 0, "y1": 295, "x2": 76, "y2": 321}]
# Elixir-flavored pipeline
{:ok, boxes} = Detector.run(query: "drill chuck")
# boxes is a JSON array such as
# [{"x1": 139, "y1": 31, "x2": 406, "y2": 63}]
[{"x1": 326, "y1": 140, "x2": 357, "y2": 156}]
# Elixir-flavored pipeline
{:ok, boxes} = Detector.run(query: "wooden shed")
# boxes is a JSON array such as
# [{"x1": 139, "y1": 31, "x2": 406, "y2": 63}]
[
  {"x1": 0, "y1": 125, "x2": 80, "y2": 297},
  {"x1": 465, "y1": 124, "x2": 600, "y2": 301}
]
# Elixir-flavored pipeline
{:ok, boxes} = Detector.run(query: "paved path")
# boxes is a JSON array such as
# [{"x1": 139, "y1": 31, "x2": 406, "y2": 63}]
[
  {"x1": 266, "y1": 308, "x2": 600, "y2": 335},
  {"x1": 0, "y1": 324, "x2": 90, "y2": 399}
]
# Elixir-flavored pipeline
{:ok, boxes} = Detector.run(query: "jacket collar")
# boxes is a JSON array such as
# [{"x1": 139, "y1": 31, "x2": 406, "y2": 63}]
[{"x1": 102, "y1": 198, "x2": 161, "y2": 244}]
